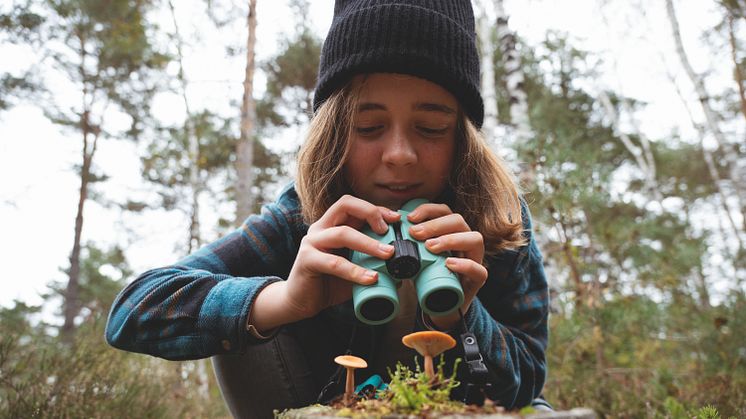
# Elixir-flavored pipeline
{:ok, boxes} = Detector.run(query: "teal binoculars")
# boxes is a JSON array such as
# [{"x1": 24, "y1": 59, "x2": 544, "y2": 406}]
[{"x1": 350, "y1": 199, "x2": 464, "y2": 325}]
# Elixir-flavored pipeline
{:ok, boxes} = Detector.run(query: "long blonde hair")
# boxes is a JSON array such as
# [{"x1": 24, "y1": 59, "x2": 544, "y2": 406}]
[{"x1": 296, "y1": 82, "x2": 526, "y2": 255}]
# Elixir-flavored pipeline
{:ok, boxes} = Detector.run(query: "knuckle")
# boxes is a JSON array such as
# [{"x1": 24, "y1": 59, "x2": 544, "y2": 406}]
[
  {"x1": 327, "y1": 257, "x2": 343, "y2": 272},
  {"x1": 367, "y1": 237, "x2": 383, "y2": 251},
  {"x1": 299, "y1": 235, "x2": 314, "y2": 248},
  {"x1": 353, "y1": 264, "x2": 366, "y2": 279},
  {"x1": 340, "y1": 194, "x2": 356, "y2": 205},
  {"x1": 337, "y1": 225, "x2": 357, "y2": 240},
  {"x1": 297, "y1": 244, "x2": 315, "y2": 261}
]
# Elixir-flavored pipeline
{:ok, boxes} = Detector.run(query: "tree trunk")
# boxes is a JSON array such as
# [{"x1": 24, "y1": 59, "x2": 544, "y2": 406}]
[
  {"x1": 666, "y1": 0, "x2": 746, "y2": 226},
  {"x1": 235, "y1": 0, "x2": 258, "y2": 223},
  {"x1": 62, "y1": 34, "x2": 98, "y2": 339},
  {"x1": 728, "y1": 16, "x2": 746, "y2": 122},
  {"x1": 63, "y1": 116, "x2": 97, "y2": 339},
  {"x1": 493, "y1": 0, "x2": 531, "y2": 144},
  {"x1": 663, "y1": 54, "x2": 745, "y2": 252},
  {"x1": 475, "y1": 0, "x2": 498, "y2": 142}
]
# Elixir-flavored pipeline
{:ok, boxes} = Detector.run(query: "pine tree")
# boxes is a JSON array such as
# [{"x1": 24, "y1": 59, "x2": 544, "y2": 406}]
[{"x1": 1, "y1": 0, "x2": 169, "y2": 339}]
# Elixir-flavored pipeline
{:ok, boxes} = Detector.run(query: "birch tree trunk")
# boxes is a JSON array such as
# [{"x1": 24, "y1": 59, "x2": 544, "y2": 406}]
[
  {"x1": 235, "y1": 0, "x2": 258, "y2": 223},
  {"x1": 475, "y1": 0, "x2": 498, "y2": 142},
  {"x1": 663, "y1": 51, "x2": 745, "y2": 254},
  {"x1": 493, "y1": 0, "x2": 531, "y2": 144},
  {"x1": 666, "y1": 0, "x2": 746, "y2": 226},
  {"x1": 728, "y1": 16, "x2": 746, "y2": 122}
]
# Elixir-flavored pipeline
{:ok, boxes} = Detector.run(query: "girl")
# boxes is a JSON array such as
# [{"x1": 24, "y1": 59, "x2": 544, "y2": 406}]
[{"x1": 106, "y1": 1, "x2": 549, "y2": 418}]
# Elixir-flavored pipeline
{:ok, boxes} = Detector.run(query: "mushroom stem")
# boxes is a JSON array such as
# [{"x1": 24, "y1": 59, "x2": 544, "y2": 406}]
[
  {"x1": 402, "y1": 331, "x2": 456, "y2": 383},
  {"x1": 344, "y1": 367, "x2": 354, "y2": 403},
  {"x1": 334, "y1": 354, "x2": 367, "y2": 404},
  {"x1": 424, "y1": 355, "x2": 434, "y2": 378}
]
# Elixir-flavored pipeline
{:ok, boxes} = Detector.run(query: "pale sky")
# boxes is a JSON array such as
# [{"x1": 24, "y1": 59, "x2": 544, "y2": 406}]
[{"x1": 0, "y1": 0, "x2": 734, "y2": 309}]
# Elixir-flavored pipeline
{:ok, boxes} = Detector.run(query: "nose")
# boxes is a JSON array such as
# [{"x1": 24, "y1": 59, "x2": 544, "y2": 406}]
[{"x1": 381, "y1": 126, "x2": 417, "y2": 166}]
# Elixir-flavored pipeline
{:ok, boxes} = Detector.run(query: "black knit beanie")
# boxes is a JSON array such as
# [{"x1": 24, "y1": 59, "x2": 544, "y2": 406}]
[{"x1": 313, "y1": 0, "x2": 484, "y2": 128}]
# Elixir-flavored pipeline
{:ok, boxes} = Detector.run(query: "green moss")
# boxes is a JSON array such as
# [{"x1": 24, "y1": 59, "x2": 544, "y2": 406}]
[{"x1": 381, "y1": 357, "x2": 462, "y2": 414}]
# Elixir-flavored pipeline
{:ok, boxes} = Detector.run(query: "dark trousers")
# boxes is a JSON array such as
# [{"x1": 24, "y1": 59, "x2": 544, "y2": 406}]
[{"x1": 212, "y1": 315, "x2": 353, "y2": 419}]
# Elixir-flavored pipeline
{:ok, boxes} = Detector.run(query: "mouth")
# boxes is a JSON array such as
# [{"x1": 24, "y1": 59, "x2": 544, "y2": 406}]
[{"x1": 376, "y1": 183, "x2": 422, "y2": 194}]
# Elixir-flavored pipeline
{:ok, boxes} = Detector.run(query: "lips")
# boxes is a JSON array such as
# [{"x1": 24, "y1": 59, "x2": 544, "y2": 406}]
[{"x1": 377, "y1": 183, "x2": 421, "y2": 192}]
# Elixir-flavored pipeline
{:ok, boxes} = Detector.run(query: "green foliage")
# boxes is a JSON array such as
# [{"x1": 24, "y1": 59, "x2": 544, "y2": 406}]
[
  {"x1": 4, "y1": 0, "x2": 170, "y2": 141},
  {"x1": 0, "y1": 73, "x2": 39, "y2": 111},
  {"x1": 660, "y1": 397, "x2": 737, "y2": 419},
  {"x1": 499, "y1": 32, "x2": 714, "y2": 309},
  {"x1": 0, "y1": 314, "x2": 229, "y2": 419},
  {"x1": 141, "y1": 110, "x2": 285, "y2": 216},
  {"x1": 507, "y1": 35, "x2": 744, "y2": 418},
  {"x1": 0, "y1": 4, "x2": 44, "y2": 42},
  {"x1": 546, "y1": 292, "x2": 746, "y2": 418},
  {"x1": 47, "y1": 242, "x2": 132, "y2": 322},
  {"x1": 257, "y1": 0, "x2": 321, "y2": 130}
]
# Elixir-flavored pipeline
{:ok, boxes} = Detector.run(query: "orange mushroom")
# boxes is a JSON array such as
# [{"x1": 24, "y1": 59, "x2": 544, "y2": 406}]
[
  {"x1": 402, "y1": 331, "x2": 456, "y2": 378},
  {"x1": 334, "y1": 355, "x2": 368, "y2": 403}
]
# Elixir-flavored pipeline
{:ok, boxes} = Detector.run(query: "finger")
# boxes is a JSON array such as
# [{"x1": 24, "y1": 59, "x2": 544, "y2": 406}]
[
  {"x1": 406, "y1": 203, "x2": 453, "y2": 223},
  {"x1": 308, "y1": 225, "x2": 395, "y2": 259},
  {"x1": 445, "y1": 257, "x2": 488, "y2": 289},
  {"x1": 424, "y1": 231, "x2": 484, "y2": 263},
  {"x1": 318, "y1": 195, "x2": 399, "y2": 235},
  {"x1": 307, "y1": 252, "x2": 380, "y2": 286},
  {"x1": 409, "y1": 213, "x2": 470, "y2": 241}
]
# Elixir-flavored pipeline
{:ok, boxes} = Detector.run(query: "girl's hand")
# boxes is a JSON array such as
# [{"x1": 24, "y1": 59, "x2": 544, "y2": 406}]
[
  {"x1": 407, "y1": 203, "x2": 488, "y2": 329},
  {"x1": 282, "y1": 195, "x2": 401, "y2": 320}
]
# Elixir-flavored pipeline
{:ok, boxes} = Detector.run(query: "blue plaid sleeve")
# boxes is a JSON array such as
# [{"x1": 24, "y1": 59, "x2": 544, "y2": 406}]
[
  {"x1": 105, "y1": 185, "x2": 305, "y2": 360},
  {"x1": 463, "y1": 201, "x2": 549, "y2": 408}
]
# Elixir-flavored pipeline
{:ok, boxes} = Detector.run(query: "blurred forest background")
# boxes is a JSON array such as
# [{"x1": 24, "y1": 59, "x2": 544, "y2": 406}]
[{"x1": 1, "y1": 0, "x2": 744, "y2": 417}]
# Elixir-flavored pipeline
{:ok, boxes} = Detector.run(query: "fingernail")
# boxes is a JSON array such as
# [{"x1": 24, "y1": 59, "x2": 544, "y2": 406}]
[
  {"x1": 408, "y1": 211, "x2": 419, "y2": 221},
  {"x1": 411, "y1": 225, "x2": 423, "y2": 234},
  {"x1": 378, "y1": 220, "x2": 388, "y2": 232},
  {"x1": 379, "y1": 243, "x2": 394, "y2": 253},
  {"x1": 426, "y1": 238, "x2": 440, "y2": 248},
  {"x1": 388, "y1": 209, "x2": 400, "y2": 218},
  {"x1": 363, "y1": 270, "x2": 378, "y2": 281}
]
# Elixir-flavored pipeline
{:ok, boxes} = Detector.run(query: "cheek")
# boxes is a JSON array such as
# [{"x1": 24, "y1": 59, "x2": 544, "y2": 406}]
[
  {"x1": 343, "y1": 144, "x2": 374, "y2": 185},
  {"x1": 426, "y1": 143, "x2": 456, "y2": 178}
]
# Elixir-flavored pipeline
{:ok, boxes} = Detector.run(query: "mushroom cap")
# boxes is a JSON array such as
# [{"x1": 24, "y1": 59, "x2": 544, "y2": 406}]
[
  {"x1": 402, "y1": 331, "x2": 457, "y2": 357},
  {"x1": 334, "y1": 355, "x2": 368, "y2": 369}
]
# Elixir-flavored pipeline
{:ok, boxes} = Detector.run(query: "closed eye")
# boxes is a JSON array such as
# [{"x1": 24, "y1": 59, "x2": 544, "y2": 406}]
[
  {"x1": 356, "y1": 125, "x2": 383, "y2": 135},
  {"x1": 417, "y1": 126, "x2": 449, "y2": 136}
]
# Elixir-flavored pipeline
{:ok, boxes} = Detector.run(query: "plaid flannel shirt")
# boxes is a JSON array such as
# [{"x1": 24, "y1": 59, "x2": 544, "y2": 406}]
[{"x1": 105, "y1": 183, "x2": 549, "y2": 408}]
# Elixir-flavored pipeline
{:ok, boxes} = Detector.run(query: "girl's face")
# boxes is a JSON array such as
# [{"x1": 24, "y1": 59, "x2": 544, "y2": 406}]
[{"x1": 343, "y1": 73, "x2": 458, "y2": 210}]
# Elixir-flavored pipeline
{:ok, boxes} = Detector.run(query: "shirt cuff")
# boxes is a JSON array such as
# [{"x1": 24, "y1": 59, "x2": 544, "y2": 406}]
[{"x1": 246, "y1": 318, "x2": 279, "y2": 340}]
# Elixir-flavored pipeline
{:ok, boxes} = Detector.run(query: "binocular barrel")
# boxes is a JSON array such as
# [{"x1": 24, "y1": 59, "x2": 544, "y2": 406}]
[{"x1": 351, "y1": 199, "x2": 464, "y2": 325}]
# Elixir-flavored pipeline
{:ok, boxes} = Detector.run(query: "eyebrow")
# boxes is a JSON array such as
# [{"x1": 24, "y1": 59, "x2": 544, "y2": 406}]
[
  {"x1": 357, "y1": 102, "x2": 457, "y2": 115},
  {"x1": 414, "y1": 102, "x2": 456, "y2": 115}
]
